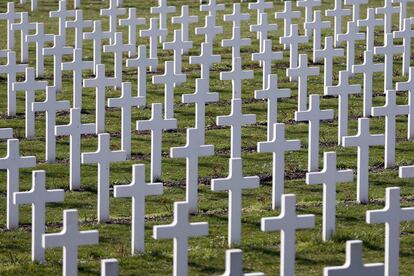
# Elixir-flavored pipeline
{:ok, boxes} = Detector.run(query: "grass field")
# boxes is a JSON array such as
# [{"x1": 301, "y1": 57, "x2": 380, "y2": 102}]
[{"x1": 0, "y1": 0, "x2": 413, "y2": 275}]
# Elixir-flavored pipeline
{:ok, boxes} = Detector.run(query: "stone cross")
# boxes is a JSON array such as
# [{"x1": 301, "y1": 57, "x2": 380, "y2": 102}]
[
  {"x1": 13, "y1": 67, "x2": 48, "y2": 140},
  {"x1": 326, "y1": 71, "x2": 361, "y2": 145},
  {"x1": 0, "y1": 51, "x2": 27, "y2": 117},
  {"x1": 344, "y1": 0, "x2": 368, "y2": 22},
  {"x1": 195, "y1": 15, "x2": 223, "y2": 44},
  {"x1": 258, "y1": 123, "x2": 301, "y2": 209},
  {"x1": 222, "y1": 26, "x2": 251, "y2": 59},
  {"x1": 222, "y1": 249, "x2": 264, "y2": 276},
  {"x1": 324, "y1": 240, "x2": 384, "y2": 276},
  {"x1": 14, "y1": 170, "x2": 64, "y2": 263},
  {"x1": 172, "y1": 5, "x2": 198, "y2": 43},
  {"x1": 108, "y1": 82, "x2": 145, "y2": 158},
  {"x1": 10, "y1": 12, "x2": 36, "y2": 63},
  {"x1": 32, "y1": 86, "x2": 71, "y2": 163},
  {"x1": 275, "y1": 1, "x2": 301, "y2": 40},
  {"x1": 314, "y1": 36, "x2": 344, "y2": 89},
  {"x1": 375, "y1": 0, "x2": 399, "y2": 34},
  {"x1": 248, "y1": 0, "x2": 273, "y2": 39},
  {"x1": 342, "y1": 118, "x2": 385, "y2": 203},
  {"x1": 250, "y1": 13, "x2": 277, "y2": 56},
  {"x1": 163, "y1": 29, "x2": 193, "y2": 74},
  {"x1": 287, "y1": 54, "x2": 320, "y2": 111},
  {"x1": 0, "y1": 2, "x2": 21, "y2": 50},
  {"x1": 152, "y1": 61, "x2": 186, "y2": 119},
  {"x1": 189, "y1": 42, "x2": 221, "y2": 81},
  {"x1": 153, "y1": 201, "x2": 209, "y2": 276},
  {"x1": 114, "y1": 164, "x2": 163, "y2": 254},
  {"x1": 62, "y1": 48, "x2": 94, "y2": 108},
  {"x1": 352, "y1": 50, "x2": 384, "y2": 117},
  {"x1": 336, "y1": 21, "x2": 365, "y2": 75},
  {"x1": 83, "y1": 20, "x2": 111, "y2": 75},
  {"x1": 65, "y1": 10, "x2": 92, "y2": 49},
  {"x1": 366, "y1": 187, "x2": 414, "y2": 276},
  {"x1": 49, "y1": 0, "x2": 76, "y2": 44},
  {"x1": 295, "y1": 95, "x2": 334, "y2": 172},
  {"x1": 140, "y1": 18, "x2": 167, "y2": 72},
  {"x1": 297, "y1": 0, "x2": 321, "y2": 25},
  {"x1": 306, "y1": 152, "x2": 353, "y2": 241},
  {"x1": 81, "y1": 133, "x2": 127, "y2": 222},
  {"x1": 224, "y1": 3, "x2": 249, "y2": 29},
  {"x1": 261, "y1": 194, "x2": 315, "y2": 276},
  {"x1": 103, "y1": 32, "x2": 134, "y2": 89},
  {"x1": 101, "y1": 259, "x2": 119, "y2": 276},
  {"x1": 357, "y1": 8, "x2": 384, "y2": 51},
  {"x1": 43, "y1": 35, "x2": 73, "y2": 92},
  {"x1": 393, "y1": 18, "x2": 414, "y2": 76},
  {"x1": 100, "y1": 0, "x2": 126, "y2": 43},
  {"x1": 372, "y1": 90, "x2": 409, "y2": 168},
  {"x1": 126, "y1": 45, "x2": 157, "y2": 100},
  {"x1": 200, "y1": 0, "x2": 225, "y2": 18},
  {"x1": 0, "y1": 139, "x2": 36, "y2": 229},
  {"x1": 305, "y1": 10, "x2": 331, "y2": 58},
  {"x1": 42, "y1": 209, "x2": 99, "y2": 276},
  {"x1": 151, "y1": 0, "x2": 175, "y2": 42},
  {"x1": 83, "y1": 64, "x2": 117, "y2": 133},
  {"x1": 216, "y1": 99, "x2": 256, "y2": 158},
  {"x1": 220, "y1": 57, "x2": 253, "y2": 99},
  {"x1": 55, "y1": 108, "x2": 96, "y2": 191},
  {"x1": 119, "y1": 8, "x2": 145, "y2": 56},
  {"x1": 136, "y1": 103, "x2": 177, "y2": 182},
  {"x1": 26, "y1": 23, "x2": 54, "y2": 78},
  {"x1": 396, "y1": 67, "x2": 414, "y2": 140},
  {"x1": 325, "y1": 0, "x2": 351, "y2": 46},
  {"x1": 170, "y1": 128, "x2": 214, "y2": 214},
  {"x1": 211, "y1": 158, "x2": 259, "y2": 246}
]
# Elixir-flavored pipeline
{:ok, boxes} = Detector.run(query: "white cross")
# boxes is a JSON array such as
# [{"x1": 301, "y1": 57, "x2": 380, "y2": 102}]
[
  {"x1": 295, "y1": 95, "x2": 334, "y2": 172},
  {"x1": 224, "y1": 3, "x2": 249, "y2": 28},
  {"x1": 62, "y1": 48, "x2": 94, "y2": 108},
  {"x1": 172, "y1": 5, "x2": 198, "y2": 43},
  {"x1": 103, "y1": 32, "x2": 134, "y2": 89},
  {"x1": 150, "y1": 0, "x2": 176, "y2": 42},
  {"x1": 49, "y1": 0, "x2": 76, "y2": 43},
  {"x1": 326, "y1": 71, "x2": 361, "y2": 145},
  {"x1": 314, "y1": 36, "x2": 344, "y2": 91},
  {"x1": 352, "y1": 50, "x2": 384, "y2": 117},
  {"x1": 216, "y1": 99, "x2": 256, "y2": 158},
  {"x1": 43, "y1": 35, "x2": 73, "y2": 92},
  {"x1": 342, "y1": 118, "x2": 384, "y2": 203},
  {"x1": 65, "y1": 10, "x2": 92, "y2": 49},
  {"x1": 170, "y1": 128, "x2": 214, "y2": 214},
  {"x1": 275, "y1": 1, "x2": 301, "y2": 40},
  {"x1": 55, "y1": 108, "x2": 96, "y2": 191},
  {"x1": 0, "y1": 51, "x2": 26, "y2": 117},
  {"x1": 258, "y1": 123, "x2": 301, "y2": 209},
  {"x1": 26, "y1": 23, "x2": 54, "y2": 78},
  {"x1": 396, "y1": 67, "x2": 414, "y2": 140},
  {"x1": 182, "y1": 78, "x2": 219, "y2": 144},
  {"x1": 336, "y1": 21, "x2": 365, "y2": 75},
  {"x1": 222, "y1": 249, "x2": 264, "y2": 276},
  {"x1": 366, "y1": 187, "x2": 414, "y2": 276},
  {"x1": 344, "y1": 0, "x2": 368, "y2": 22},
  {"x1": 212, "y1": 158, "x2": 259, "y2": 245},
  {"x1": 324, "y1": 240, "x2": 384, "y2": 276},
  {"x1": 376, "y1": 0, "x2": 399, "y2": 34},
  {"x1": 220, "y1": 57, "x2": 253, "y2": 99},
  {"x1": 195, "y1": 15, "x2": 223, "y2": 44},
  {"x1": 0, "y1": 2, "x2": 22, "y2": 50},
  {"x1": 126, "y1": 45, "x2": 157, "y2": 100},
  {"x1": 357, "y1": 8, "x2": 384, "y2": 51},
  {"x1": 280, "y1": 24, "x2": 309, "y2": 73},
  {"x1": 101, "y1": 259, "x2": 118, "y2": 276},
  {"x1": 137, "y1": 103, "x2": 177, "y2": 181},
  {"x1": 200, "y1": 0, "x2": 225, "y2": 18},
  {"x1": 189, "y1": 42, "x2": 221, "y2": 81},
  {"x1": 222, "y1": 26, "x2": 251, "y2": 59},
  {"x1": 42, "y1": 209, "x2": 99, "y2": 276},
  {"x1": 0, "y1": 139, "x2": 36, "y2": 229},
  {"x1": 153, "y1": 201, "x2": 208, "y2": 276},
  {"x1": 250, "y1": 13, "x2": 277, "y2": 56},
  {"x1": 152, "y1": 61, "x2": 186, "y2": 119},
  {"x1": 392, "y1": 0, "x2": 414, "y2": 30},
  {"x1": 306, "y1": 152, "x2": 353, "y2": 241},
  {"x1": 252, "y1": 39, "x2": 283, "y2": 90},
  {"x1": 261, "y1": 194, "x2": 315, "y2": 276},
  {"x1": 393, "y1": 18, "x2": 414, "y2": 76},
  {"x1": 248, "y1": 0, "x2": 273, "y2": 38},
  {"x1": 83, "y1": 20, "x2": 111, "y2": 75},
  {"x1": 32, "y1": 86, "x2": 70, "y2": 163},
  {"x1": 325, "y1": 0, "x2": 351, "y2": 46},
  {"x1": 13, "y1": 67, "x2": 48, "y2": 140},
  {"x1": 83, "y1": 64, "x2": 117, "y2": 133},
  {"x1": 114, "y1": 164, "x2": 163, "y2": 254},
  {"x1": 287, "y1": 54, "x2": 320, "y2": 111},
  {"x1": 305, "y1": 10, "x2": 331, "y2": 61},
  {"x1": 108, "y1": 82, "x2": 144, "y2": 158},
  {"x1": 140, "y1": 18, "x2": 167, "y2": 72},
  {"x1": 372, "y1": 90, "x2": 409, "y2": 168},
  {"x1": 119, "y1": 8, "x2": 145, "y2": 56},
  {"x1": 81, "y1": 133, "x2": 126, "y2": 222},
  {"x1": 10, "y1": 12, "x2": 36, "y2": 63},
  {"x1": 163, "y1": 29, "x2": 193, "y2": 74},
  {"x1": 297, "y1": 0, "x2": 321, "y2": 35},
  {"x1": 14, "y1": 170, "x2": 64, "y2": 263},
  {"x1": 100, "y1": 0, "x2": 126, "y2": 43}
]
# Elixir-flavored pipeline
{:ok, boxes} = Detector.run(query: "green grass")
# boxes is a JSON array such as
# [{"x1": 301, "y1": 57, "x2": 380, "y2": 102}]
[{"x1": 0, "y1": 0, "x2": 413, "y2": 275}]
